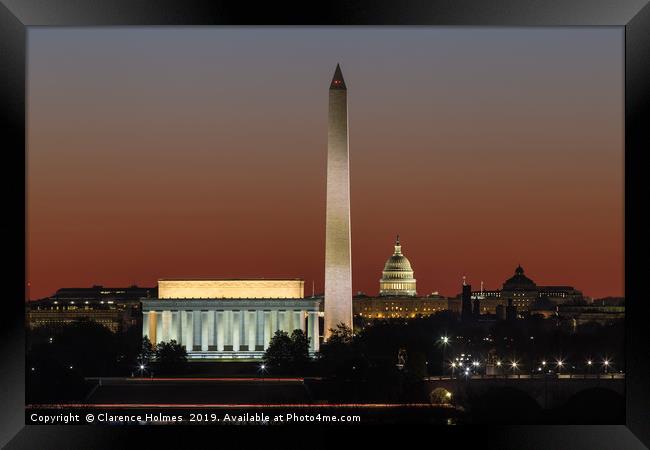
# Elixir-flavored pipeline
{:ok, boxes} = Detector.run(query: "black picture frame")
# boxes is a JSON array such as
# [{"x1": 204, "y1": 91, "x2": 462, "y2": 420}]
[{"x1": 1, "y1": 1, "x2": 648, "y2": 447}]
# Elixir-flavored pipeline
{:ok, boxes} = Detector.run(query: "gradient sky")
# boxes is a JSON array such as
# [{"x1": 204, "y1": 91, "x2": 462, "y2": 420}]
[{"x1": 27, "y1": 27, "x2": 624, "y2": 300}]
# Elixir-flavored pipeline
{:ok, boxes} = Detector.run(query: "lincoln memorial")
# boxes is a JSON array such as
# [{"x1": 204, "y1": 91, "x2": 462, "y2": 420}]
[{"x1": 141, "y1": 279, "x2": 321, "y2": 359}]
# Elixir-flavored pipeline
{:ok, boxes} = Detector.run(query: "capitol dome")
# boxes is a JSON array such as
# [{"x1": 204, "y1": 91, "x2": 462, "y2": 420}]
[{"x1": 379, "y1": 235, "x2": 417, "y2": 297}]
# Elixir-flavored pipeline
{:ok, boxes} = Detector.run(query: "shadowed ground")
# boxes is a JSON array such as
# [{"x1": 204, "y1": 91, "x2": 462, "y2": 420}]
[{"x1": 85, "y1": 379, "x2": 311, "y2": 404}]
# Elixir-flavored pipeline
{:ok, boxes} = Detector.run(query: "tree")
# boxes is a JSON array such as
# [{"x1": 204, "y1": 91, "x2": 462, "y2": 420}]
[
  {"x1": 26, "y1": 319, "x2": 117, "y2": 401},
  {"x1": 327, "y1": 323, "x2": 355, "y2": 345},
  {"x1": 263, "y1": 331, "x2": 293, "y2": 373},
  {"x1": 262, "y1": 329, "x2": 312, "y2": 374},
  {"x1": 135, "y1": 337, "x2": 155, "y2": 374},
  {"x1": 139, "y1": 337, "x2": 154, "y2": 362},
  {"x1": 289, "y1": 329, "x2": 311, "y2": 371},
  {"x1": 29, "y1": 319, "x2": 120, "y2": 376},
  {"x1": 316, "y1": 323, "x2": 360, "y2": 378},
  {"x1": 155, "y1": 340, "x2": 187, "y2": 374},
  {"x1": 115, "y1": 324, "x2": 146, "y2": 371}
]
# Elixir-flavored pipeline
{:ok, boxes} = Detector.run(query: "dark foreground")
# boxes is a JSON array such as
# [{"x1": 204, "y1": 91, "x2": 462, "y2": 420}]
[{"x1": 25, "y1": 376, "x2": 625, "y2": 425}]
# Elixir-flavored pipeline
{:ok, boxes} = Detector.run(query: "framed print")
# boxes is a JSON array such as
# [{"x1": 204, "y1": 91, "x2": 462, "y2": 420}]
[{"x1": 1, "y1": 1, "x2": 648, "y2": 448}]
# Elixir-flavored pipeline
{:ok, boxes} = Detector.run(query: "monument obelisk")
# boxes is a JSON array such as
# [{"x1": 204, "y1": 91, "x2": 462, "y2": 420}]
[{"x1": 324, "y1": 64, "x2": 353, "y2": 338}]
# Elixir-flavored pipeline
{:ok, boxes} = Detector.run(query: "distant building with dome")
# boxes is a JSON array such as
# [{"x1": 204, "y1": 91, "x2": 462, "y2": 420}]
[
  {"x1": 466, "y1": 265, "x2": 585, "y2": 317},
  {"x1": 379, "y1": 235, "x2": 417, "y2": 297},
  {"x1": 354, "y1": 235, "x2": 449, "y2": 319},
  {"x1": 354, "y1": 254, "x2": 588, "y2": 321}
]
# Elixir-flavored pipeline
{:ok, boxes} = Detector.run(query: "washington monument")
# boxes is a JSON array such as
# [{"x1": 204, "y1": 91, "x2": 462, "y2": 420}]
[{"x1": 324, "y1": 64, "x2": 353, "y2": 338}]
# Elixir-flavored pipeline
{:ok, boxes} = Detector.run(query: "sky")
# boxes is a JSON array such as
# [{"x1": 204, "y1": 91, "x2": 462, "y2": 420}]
[{"x1": 27, "y1": 27, "x2": 624, "y2": 300}]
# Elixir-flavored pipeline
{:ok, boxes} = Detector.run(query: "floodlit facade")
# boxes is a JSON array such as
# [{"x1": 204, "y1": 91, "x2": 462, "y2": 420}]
[{"x1": 142, "y1": 279, "x2": 320, "y2": 359}]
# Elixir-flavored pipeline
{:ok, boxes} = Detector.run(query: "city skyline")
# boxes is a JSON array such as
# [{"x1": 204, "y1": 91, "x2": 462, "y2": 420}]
[{"x1": 27, "y1": 27, "x2": 624, "y2": 300}]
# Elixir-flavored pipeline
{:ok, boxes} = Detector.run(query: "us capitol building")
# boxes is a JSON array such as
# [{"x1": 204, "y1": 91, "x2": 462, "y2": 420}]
[
  {"x1": 378, "y1": 235, "x2": 417, "y2": 297},
  {"x1": 354, "y1": 236, "x2": 450, "y2": 319}
]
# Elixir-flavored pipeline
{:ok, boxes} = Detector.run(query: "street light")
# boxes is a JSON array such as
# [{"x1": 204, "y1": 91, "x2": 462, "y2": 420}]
[
  {"x1": 603, "y1": 359, "x2": 610, "y2": 374},
  {"x1": 556, "y1": 359, "x2": 564, "y2": 374},
  {"x1": 511, "y1": 361, "x2": 519, "y2": 377},
  {"x1": 440, "y1": 336, "x2": 450, "y2": 376}
]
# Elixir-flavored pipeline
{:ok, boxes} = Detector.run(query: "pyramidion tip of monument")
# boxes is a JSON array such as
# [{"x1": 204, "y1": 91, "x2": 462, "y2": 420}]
[{"x1": 330, "y1": 63, "x2": 346, "y2": 90}]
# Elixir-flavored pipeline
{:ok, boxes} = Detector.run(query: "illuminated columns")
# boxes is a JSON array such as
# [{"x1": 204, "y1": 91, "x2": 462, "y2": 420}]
[
  {"x1": 285, "y1": 310, "x2": 292, "y2": 332},
  {"x1": 324, "y1": 64, "x2": 353, "y2": 339},
  {"x1": 156, "y1": 311, "x2": 163, "y2": 344},
  {"x1": 247, "y1": 311, "x2": 256, "y2": 351},
  {"x1": 142, "y1": 311, "x2": 150, "y2": 339},
  {"x1": 177, "y1": 311, "x2": 184, "y2": 346},
  {"x1": 239, "y1": 311, "x2": 246, "y2": 351},
  {"x1": 201, "y1": 311, "x2": 209, "y2": 351},
  {"x1": 224, "y1": 310, "x2": 232, "y2": 348},
  {"x1": 141, "y1": 300, "x2": 321, "y2": 358},
  {"x1": 232, "y1": 311, "x2": 241, "y2": 351},
  {"x1": 171, "y1": 311, "x2": 180, "y2": 342},
  {"x1": 270, "y1": 310, "x2": 278, "y2": 335},
  {"x1": 277, "y1": 311, "x2": 285, "y2": 332},
  {"x1": 294, "y1": 311, "x2": 304, "y2": 332},
  {"x1": 308, "y1": 312, "x2": 320, "y2": 352},
  {"x1": 313, "y1": 313, "x2": 320, "y2": 351},
  {"x1": 193, "y1": 310, "x2": 201, "y2": 351},
  {"x1": 256, "y1": 310, "x2": 264, "y2": 350},
  {"x1": 216, "y1": 311, "x2": 224, "y2": 351},
  {"x1": 242, "y1": 310, "x2": 249, "y2": 349},
  {"x1": 164, "y1": 311, "x2": 171, "y2": 342},
  {"x1": 162, "y1": 311, "x2": 172, "y2": 342},
  {"x1": 206, "y1": 310, "x2": 217, "y2": 350},
  {"x1": 263, "y1": 311, "x2": 271, "y2": 349},
  {"x1": 206, "y1": 311, "x2": 215, "y2": 350},
  {"x1": 183, "y1": 311, "x2": 193, "y2": 350},
  {"x1": 279, "y1": 310, "x2": 289, "y2": 332}
]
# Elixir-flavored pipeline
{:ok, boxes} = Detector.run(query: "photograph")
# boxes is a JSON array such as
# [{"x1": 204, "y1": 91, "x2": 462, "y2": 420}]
[
  {"x1": 3, "y1": 2, "x2": 650, "y2": 447},
  {"x1": 22, "y1": 26, "x2": 627, "y2": 426}
]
